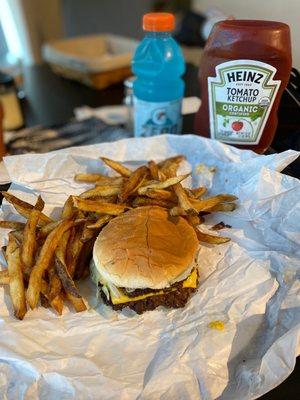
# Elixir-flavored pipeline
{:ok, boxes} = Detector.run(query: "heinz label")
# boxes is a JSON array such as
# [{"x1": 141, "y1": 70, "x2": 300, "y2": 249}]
[{"x1": 208, "y1": 60, "x2": 281, "y2": 145}]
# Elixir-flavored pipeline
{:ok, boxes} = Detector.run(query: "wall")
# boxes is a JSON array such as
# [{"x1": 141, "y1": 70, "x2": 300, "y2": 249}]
[
  {"x1": 0, "y1": 24, "x2": 8, "y2": 57},
  {"x1": 62, "y1": 0, "x2": 154, "y2": 39},
  {"x1": 22, "y1": 0, "x2": 63, "y2": 64},
  {"x1": 0, "y1": 0, "x2": 62, "y2": 65},
  {"x1": 193, "y1": 0, "x2": 300, "y2": 68}
]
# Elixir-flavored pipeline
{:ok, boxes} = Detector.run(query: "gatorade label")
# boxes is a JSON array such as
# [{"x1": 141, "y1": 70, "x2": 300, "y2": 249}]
[
  {"x1": 133, "y1": 97, "x2": 182, "y2": 137},
  {"x1": 208, "y1": 60, "x2": 281, "y2": 145}
]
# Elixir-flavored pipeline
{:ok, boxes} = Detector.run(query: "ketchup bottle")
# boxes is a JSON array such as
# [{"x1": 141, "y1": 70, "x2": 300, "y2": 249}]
[{"x1": 194, "y1": 20, "x2": 292, "y2": 153}]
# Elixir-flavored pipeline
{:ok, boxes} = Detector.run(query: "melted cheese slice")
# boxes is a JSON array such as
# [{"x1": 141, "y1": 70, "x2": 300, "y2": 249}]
[{"x1": 111, "y1": 269, "x2": 198, "y2": 305}]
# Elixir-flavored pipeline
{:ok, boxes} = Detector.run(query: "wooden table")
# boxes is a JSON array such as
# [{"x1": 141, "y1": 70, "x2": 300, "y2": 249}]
[{"x1": 1, "y1": 63, "x2": 299, "y2": 399}]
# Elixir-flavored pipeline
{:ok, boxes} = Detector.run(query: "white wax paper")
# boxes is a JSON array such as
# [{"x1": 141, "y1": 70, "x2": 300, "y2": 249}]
[
  {"x1": 0, "y1": 161, "x2": 9, "y2": 185},
  {"x1": 0, "y1": 134, "x2": 299, "y2": 400}
]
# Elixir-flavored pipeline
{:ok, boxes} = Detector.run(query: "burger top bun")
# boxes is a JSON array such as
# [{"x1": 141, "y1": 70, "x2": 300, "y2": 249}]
[{"x1": 93, "y1": 206, "x2": 199, "y2": 289}]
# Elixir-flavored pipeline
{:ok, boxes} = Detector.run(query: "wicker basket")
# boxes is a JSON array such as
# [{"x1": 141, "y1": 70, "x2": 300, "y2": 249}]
[{"x1": 42, "y1": 34, "x2": 138, "y2": 89}]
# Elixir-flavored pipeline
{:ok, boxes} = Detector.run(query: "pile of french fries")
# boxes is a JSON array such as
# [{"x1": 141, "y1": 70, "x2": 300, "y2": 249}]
[{"x1": 0, "y1": 155, "x2": 237, "y2": 319}]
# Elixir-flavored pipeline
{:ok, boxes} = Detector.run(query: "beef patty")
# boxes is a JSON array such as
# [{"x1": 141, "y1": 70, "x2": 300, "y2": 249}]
[{"x1": 99, "y1": 269, "x2": 198, "y2": 314}]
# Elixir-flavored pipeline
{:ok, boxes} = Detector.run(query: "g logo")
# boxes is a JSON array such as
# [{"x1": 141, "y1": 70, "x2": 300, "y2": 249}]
[{"x1": 152, "y1": 108, "x2": 167, "y2": 125}]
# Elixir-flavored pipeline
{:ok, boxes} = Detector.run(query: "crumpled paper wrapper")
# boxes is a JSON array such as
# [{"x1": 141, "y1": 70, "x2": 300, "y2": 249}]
[
  {"x1": 0, "y1": 134, "x2": 299, "y2": 400},
  {"x1": 0, "y1": 161, "x2": 10, "y2": 185}
]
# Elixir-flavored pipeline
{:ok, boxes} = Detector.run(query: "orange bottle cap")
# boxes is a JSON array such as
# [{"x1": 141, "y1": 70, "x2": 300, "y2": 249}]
[{"x1": 143, "y1": 13, "x2": 175, "y2": 32}]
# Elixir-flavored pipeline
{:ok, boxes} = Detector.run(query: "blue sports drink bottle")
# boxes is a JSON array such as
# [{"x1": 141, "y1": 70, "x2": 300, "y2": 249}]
[{"x1": 132, "y1": 13, "x2": 185, "y2": 137}]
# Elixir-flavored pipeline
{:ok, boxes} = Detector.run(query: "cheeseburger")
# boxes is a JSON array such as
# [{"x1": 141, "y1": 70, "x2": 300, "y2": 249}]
[{"x1": 91, "y1": 206, "x2": 199, "y2": 314}]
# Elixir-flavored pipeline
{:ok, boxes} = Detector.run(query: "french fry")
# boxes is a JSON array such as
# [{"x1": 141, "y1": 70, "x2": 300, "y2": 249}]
[
  {"x1": 1, "y1": 192, "x2": 52, "y2": 226},
  {"x1": 210, "y1": 222, "x2": 231, "y2": 231},
  {"x1": 73, "y1": 239, "x2": 94, "y2": 280},
  {"x1": 118, "y1": 166, "x2": 148, "y2": 202},
  {"x1": 1, "y1": 192, "x2": 33, "y2": 211},
  {"x1": 169, "y1": 206, "x2": 187, "y2": 216},
  {"x1": 144, "y1": 189, "x2": 175, "y2": 201},
  {"x1": 56, "y1": 198, "x2": 81, "y2": 267},
  {"x1": 184, "y1": 188, "x2": 195, "y2": 198},
  {"x1": 1, "y1": 246, "x2": 7, "y2": 263},
  {"x1": 87, "y1": 215, "x2": 112, "y2": 230},
  {"x1": 0, "y1": 221, "x2": 25, "y2": 230},
  {"x1": 39, "y1": 218, "x2": 84, "y2": 238},
  {"x1": 100, "y1": 157, "x2": 131, "y2": 177},
  {"x1": 7, "y1": 234, "x2": 26, "y2": 319},
  {"x1": 62, "y1": 195, "x2": 75, "y2": 218},
  {"x1": 73, "y1": 197, "x2": 130, "y2": 215},
  {"x1": 158, "y1": 170, "x2": 167, "y2": 181},
  {"x1": 186, "y1": 211, "x2": 202, "y2": 227},
  {"x1": 21, "y1": 195, "x2": 45, "y2": 275},
  {"x1": 40, "y1": 293, "x2": 50, "y2": 308},
  {"x1": 26, "y1": 220, "x2": 74, "y2": 309},
  {"x1": 148, "y1": 161, "x2": 160, "y2": 180},
  {"x1": 205, "y1": 203, "x2": 237, "y2": 213},
  {"x1": 67, "y1": 227, "x2": 84, "y2": 276},
  {"x1": 40, "y1": 279, "x2": 54, "y2": 308},
  {"x1": 190, "y1": 194, "x2": 237, "y2": 212},
  {"x1": 65, "y1": 225, "x2": 76, "y2": 257},
  {"x1": 158, "y1": 155, "x2": 185, "y2": 172},
  {"x1": 74, "y1": 173, "x2": 108, "y2": 183},
  {"x1": 48, "y1": 267, "x2": 62, "y2": 301},
  {"x1": 162, "y1": 161, "x2": 194, "y2": 212},
  {"x1": 50, "y1": 292, "x2": 64, "y2": 315},
  {"x1": 0, "y1": 269, "x2": 9, "y2": 284},
  {"x1": 41, "y1": 278, "x2": 49, "y2": 296},
  {"x1": 95, "y1": 176, "x2": 124, "y2": 186},
  {"x1": 132, "y1": 196, "x2": 175, "y2": 209},
  {"x1": 190, "y1": 187, "x2": 207, "y2": 198},
  {"x1": 86, "y1": 212, "x2": 98, "y2": 220},
  {"x1": 173, "y1": 183, "x2": 195, "y2": 212},
  {"x1": 77, "y1": 210, "x2": 85, "y2": 219},
  {"x1": 138, "y1": 174, "x2": 190, "y2": 195},
  {"x1": 56, "y1": 229, "x2": 71, "y2": 266},
  {"x1": 80, "y1": 184, "x2": 121, "y2": 199},
  {"x1": 10, "y1": 230, "x2": 24, "y2": 246},
  {"x1": 67, "y1": 293, "x2": 87, "y2": 312},
  {"x1": 161, "y1": 165, "x2": 178, "y2": 178},
  {"x1": 87, "y1": 195, "x2": 118, "y2": 204},
  {"x1": 39, "y1": 221, "x2": 60, "y2": 237},
  {"x1": 55, "y1": 257, "x2": 82, "y2": 298},
  {"x1": 195, "y1": 229, "x2": 230, "y2": 244},
  {"x1": 80, "y1": 225, "x2": 98, "y2": 243},
  {"x1": 40, "y1": 279, "x2": 63, "y2": 312},
  {"x1": 55, "y1": 223, "x2": 77, "y2": 313},
  {"x1": 35, "y1": 196, "x2": 46, "y2": 212}
]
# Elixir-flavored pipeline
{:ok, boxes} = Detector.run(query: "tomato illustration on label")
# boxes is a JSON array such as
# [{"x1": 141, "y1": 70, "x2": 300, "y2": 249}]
[{"x1": 231, "y1": 121, "x2": 243, "y2": 132}]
